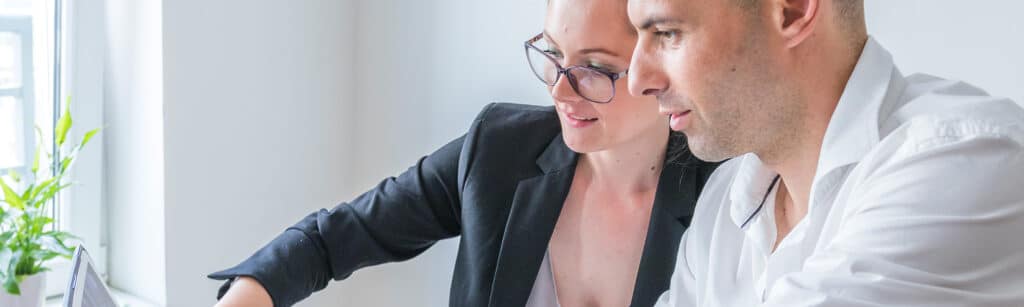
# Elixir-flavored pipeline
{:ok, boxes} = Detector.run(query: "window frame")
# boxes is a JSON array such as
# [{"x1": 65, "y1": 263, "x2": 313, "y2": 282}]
[
  {"x1": 40, "y1": 0, "x2": 108, "y2": 297},
  {"x1": 0, "y1": 14, "x2": 35, "y2": 179}
]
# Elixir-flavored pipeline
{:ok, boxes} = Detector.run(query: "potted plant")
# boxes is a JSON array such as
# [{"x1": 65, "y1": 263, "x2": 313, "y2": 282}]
[{"x1": 0, "y1": 98, "x2": 98, "y2": 307}]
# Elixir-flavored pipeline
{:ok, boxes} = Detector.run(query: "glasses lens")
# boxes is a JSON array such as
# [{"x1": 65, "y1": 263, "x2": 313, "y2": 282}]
[
  {"x1": 526, "y1": 46, "x2": 559, "y2": 85},
  {"x1": 569, "y1": 67, "x2": 615, "y2": 103}
]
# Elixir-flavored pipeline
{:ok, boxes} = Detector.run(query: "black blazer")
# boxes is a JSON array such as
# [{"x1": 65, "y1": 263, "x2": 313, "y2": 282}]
[{"x1": 209, "y1": 103, "x2": 719, "y2": 307}]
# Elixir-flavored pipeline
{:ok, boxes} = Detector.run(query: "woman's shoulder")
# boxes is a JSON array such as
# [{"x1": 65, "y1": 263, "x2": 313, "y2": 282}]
[
  {"x1": 466, "y1": 102, "x2": 562, "y2": 148},
  {"x1": 457, "y1": 103, "x2": 564, "y2": 175},
  {"x1": 472, "y1": 102, "x2": 559, "y2": 130}
]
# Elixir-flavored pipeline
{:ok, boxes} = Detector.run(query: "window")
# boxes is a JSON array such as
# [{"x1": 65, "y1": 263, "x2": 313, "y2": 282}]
[
  {"x1": 0, "y1": 0, "x2": 106, "y2": 298},
  {"x1": 0, "y1": 2, "x2": 41, "y2": 178}
]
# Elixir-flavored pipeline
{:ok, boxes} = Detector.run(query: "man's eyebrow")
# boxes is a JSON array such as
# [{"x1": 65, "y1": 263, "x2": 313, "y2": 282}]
[{"x1": 638, "y1": 16, "x2": 682, "y2": 30}]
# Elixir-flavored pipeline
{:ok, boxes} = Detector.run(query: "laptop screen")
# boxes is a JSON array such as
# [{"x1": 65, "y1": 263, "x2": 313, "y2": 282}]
[{"x1": 63, "y1": 246, "x2": 117, "y2": 307}]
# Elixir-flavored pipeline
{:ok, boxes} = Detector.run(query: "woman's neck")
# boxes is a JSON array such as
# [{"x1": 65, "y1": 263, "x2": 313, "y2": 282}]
[{"x1": 578, "y1": 125, "x2": 670, "y2": 195}]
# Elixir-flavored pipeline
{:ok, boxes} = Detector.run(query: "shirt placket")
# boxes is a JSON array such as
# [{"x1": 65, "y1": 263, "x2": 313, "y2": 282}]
[{"x1": 756, "y1": 169, "x2": 848, "y2": 302}]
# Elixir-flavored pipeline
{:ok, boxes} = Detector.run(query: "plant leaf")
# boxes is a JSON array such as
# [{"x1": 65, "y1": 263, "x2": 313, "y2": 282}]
[
  {"x1": 2, "y1": 273, "x2": 18, "y2": 295},
  {"x1": 30, "y1": 216, "x2": 54, "y2": 233},
  {"x1": 7, "y1": 169, "x2": 19, "y2": 183},
  {"x1": 32, "y1": 126, "x2": 43, "y2": 175},
  {"x1": 0, "y1": 178, "x2": 24, "y2": 210},
  {"x1": 2, "y1": 250, "x2": 20, "y2": 295},
  {"x1": 29, "y1": 177, "x2": 55, "y2": 203},
  {"x1": 55, "y1": 97, "x2": 72, "y2": 146},
  {"x1": 39, "y1": 232, "x2": 75, "y2": 258},
  {"x1": 78, "y1": 128, "x2": 101, "y2": 150},
  {"x1": 60, "y1": 156, "x2": 73, "y2": 175},
  {"x1": 30, "y1": 242, "x2": 61, "y2": 261},
  {"x1": 39, "y1": 183, "x2": 71, "y2": 207},
  {"x1": 13, "y1": 250, "x2": 34, "y2": 276},
  {"x1": 0, "y1": 248, "x2": 10, "y2": 266},
  {"x1": 19, "y1": 183, "x2": 33, "y2": 202}
]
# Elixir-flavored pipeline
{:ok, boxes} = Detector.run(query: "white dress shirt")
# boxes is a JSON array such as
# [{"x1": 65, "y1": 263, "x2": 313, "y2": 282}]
[{"x1": 657, "y1": 37, "x2": 1024, "y2": 307}]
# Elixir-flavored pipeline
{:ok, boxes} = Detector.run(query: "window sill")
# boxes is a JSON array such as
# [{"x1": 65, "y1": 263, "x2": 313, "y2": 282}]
[{"x1": 45, "y1": 288, "x2": 160, "y2": 307}]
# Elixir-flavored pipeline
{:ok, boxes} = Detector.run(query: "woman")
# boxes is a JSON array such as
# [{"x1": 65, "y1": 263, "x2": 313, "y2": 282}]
[{"x1": 210, "y1": 0, "x2": 717, "y2": 306}]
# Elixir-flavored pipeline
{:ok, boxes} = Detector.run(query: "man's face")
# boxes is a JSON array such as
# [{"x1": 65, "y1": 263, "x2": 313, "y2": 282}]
[{"x1": 626, "y1": 0, "x2": 802, "y2": 162}]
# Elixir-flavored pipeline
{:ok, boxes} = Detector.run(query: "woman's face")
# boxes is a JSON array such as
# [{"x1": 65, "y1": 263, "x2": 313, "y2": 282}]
[{"x1": 542, "y1": 0, "x2": 666, "y2": 154}]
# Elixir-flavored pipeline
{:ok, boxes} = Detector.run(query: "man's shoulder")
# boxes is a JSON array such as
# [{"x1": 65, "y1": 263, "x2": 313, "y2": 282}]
[{"x1": 881, "y1": 74, "x2": 1024, "y2": 152}]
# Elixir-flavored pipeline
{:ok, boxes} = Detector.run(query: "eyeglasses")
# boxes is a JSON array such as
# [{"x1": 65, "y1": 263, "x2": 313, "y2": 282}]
[{"x1": 524, "y1": 33, "x2": 626, "y2": 104}]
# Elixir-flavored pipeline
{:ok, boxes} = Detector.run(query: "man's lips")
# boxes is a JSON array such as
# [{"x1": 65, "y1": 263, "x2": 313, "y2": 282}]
[
  {"x1": 660, "y1": 107, "x2": 690, "y2": 117},
  {"x1": 667, "y1": 110, "x2": 692, "y2": 131}
]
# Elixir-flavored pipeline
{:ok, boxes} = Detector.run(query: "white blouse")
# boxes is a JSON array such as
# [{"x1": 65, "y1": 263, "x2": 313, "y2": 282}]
[{"x1": 525, "y1": 251, "x2": 561, "y2": 307}]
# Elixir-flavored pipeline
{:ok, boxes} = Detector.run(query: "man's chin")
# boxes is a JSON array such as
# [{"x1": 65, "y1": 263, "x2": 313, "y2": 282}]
[{"x1": 686, "y1": 138, "x2": 736, "y2": 162}]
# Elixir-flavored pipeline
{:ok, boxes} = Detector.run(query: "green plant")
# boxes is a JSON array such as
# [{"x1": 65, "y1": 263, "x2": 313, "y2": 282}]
[{"x1": 0, "y1": 98, "x2": 99, "y2": 295}]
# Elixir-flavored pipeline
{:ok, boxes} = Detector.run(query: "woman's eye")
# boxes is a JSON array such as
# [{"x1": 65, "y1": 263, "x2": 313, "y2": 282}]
[
  {"x1": 587, "y1": 62, "x2": 614, "y2": 73},
  {"x1": 543, "y1": 49, "x2": 563, "y2": 58}
]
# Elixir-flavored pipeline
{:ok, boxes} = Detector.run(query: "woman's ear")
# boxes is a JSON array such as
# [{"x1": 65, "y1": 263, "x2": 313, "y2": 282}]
[{"x1": 771, "y1": 0, "x2": 820, "y2": 48}]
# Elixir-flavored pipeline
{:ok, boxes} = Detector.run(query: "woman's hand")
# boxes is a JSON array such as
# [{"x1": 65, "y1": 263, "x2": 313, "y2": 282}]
[{"x1": 214, "y1": 277, "x2": 273, "y2": 307}]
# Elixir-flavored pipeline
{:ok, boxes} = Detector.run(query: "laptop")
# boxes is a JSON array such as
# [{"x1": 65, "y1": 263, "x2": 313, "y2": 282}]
[{"x1": 62, "y1": 245, "x2": 118, "y2": 307}]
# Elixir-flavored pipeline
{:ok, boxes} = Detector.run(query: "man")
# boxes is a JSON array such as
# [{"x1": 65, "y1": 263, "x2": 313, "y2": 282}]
[{"x1": 627, "y1": 0, "x2": 1024, "y2": 306}]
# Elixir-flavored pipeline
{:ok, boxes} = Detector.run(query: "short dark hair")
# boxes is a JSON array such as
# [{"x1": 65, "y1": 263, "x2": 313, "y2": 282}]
[
  {"x1": 833, "y1": 0, "x2": 865, "y2": 29},
  {"x1": 734, "y1": 0, "x2": 864, "y2": 46},
  {"x1": 735, "y1": 0, "x2": 862, "y2": 27}
]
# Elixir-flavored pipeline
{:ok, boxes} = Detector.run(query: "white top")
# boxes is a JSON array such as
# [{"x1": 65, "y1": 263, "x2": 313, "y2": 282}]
[
  {"x1": 656, "y1": 37, "x2": 1024, "y2": 307},
  {"x1": 525, "y1": 251, "x2": 561, "y2": 307}
]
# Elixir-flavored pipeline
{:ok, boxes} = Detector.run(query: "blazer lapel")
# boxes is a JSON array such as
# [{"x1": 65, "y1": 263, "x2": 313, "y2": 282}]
[{"x1": 489, "y1": 134, "x2": 578, "y2": 307}]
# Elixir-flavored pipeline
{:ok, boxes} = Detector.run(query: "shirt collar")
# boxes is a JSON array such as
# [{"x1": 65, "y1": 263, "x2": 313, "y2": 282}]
[
  {"x1": 728, "y1": 154, "x2": 780, "y2": 228},
  {"x1": 728, "y1": 37, "x2": 898, "y2": 228},
  {"x1": 815, "y1": 36, "x2": 896, "y2": 180}
]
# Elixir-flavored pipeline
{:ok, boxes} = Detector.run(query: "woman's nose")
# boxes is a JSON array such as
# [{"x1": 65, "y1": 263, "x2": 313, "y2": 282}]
[{"x1": 550, "y1": 72, "x2": 585, "y2": 104}]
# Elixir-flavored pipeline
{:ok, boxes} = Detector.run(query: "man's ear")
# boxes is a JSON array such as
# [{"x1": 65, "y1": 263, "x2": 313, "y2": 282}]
[{"x1": 770, "y1": 0, "x2": 820, "y2": 48}]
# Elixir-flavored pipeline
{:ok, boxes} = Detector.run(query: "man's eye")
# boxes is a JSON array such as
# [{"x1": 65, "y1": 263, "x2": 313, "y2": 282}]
[{"x1": 653, "y1": 30, "x2": 682, "y2": 45}]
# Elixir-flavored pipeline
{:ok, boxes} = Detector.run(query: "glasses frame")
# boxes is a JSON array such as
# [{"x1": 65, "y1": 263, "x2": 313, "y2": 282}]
[{"x1": 524, "y1": 33, "x2": 626, "y2": 104}]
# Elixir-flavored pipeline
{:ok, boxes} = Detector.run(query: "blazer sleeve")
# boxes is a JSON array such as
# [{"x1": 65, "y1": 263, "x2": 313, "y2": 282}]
[{"x1": 207, "y1": 106, "x2": 492, "y2": 306}]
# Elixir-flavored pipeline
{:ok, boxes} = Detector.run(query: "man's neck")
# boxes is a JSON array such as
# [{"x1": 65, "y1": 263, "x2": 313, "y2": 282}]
[
  {"x1": 760, "y1": 33, "x2": 867, "y2": 214},
  {"x1": 763, "y1": 128, "x2": 824, "y2": 213}
]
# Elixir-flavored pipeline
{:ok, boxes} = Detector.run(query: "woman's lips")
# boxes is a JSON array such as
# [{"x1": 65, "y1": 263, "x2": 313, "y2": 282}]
[
  {"x1": 564, "y1": 113, "x2": 598, "y2": 128},
  {"x1": 669, "y1": 110, "x2": 692, "y2": 131}
]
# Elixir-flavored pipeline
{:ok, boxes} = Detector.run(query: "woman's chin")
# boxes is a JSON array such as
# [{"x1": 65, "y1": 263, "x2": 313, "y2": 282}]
[{"x1": 561, "y1": 132, "x2": 603, "y2": 154}]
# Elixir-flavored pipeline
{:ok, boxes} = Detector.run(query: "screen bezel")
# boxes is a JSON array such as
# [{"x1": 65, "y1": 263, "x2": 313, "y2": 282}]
[{"x1": 62, "y1": 245, "x2": 117, "y2": 307}]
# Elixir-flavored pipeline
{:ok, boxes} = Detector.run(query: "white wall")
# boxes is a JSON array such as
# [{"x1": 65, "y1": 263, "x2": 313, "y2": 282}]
[
  {"x1": 161, "y1": 1, "x2": 355, "y2": 306},
  {"x1": 103, "y1": 0, "x2": 166, "y2": 304},
  {"x1": 340, "y1": 1, "x2": 546, "y2": 306},
  {"x1": 865, "y1": 0, "x2": 1024, "y2": 105}
]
